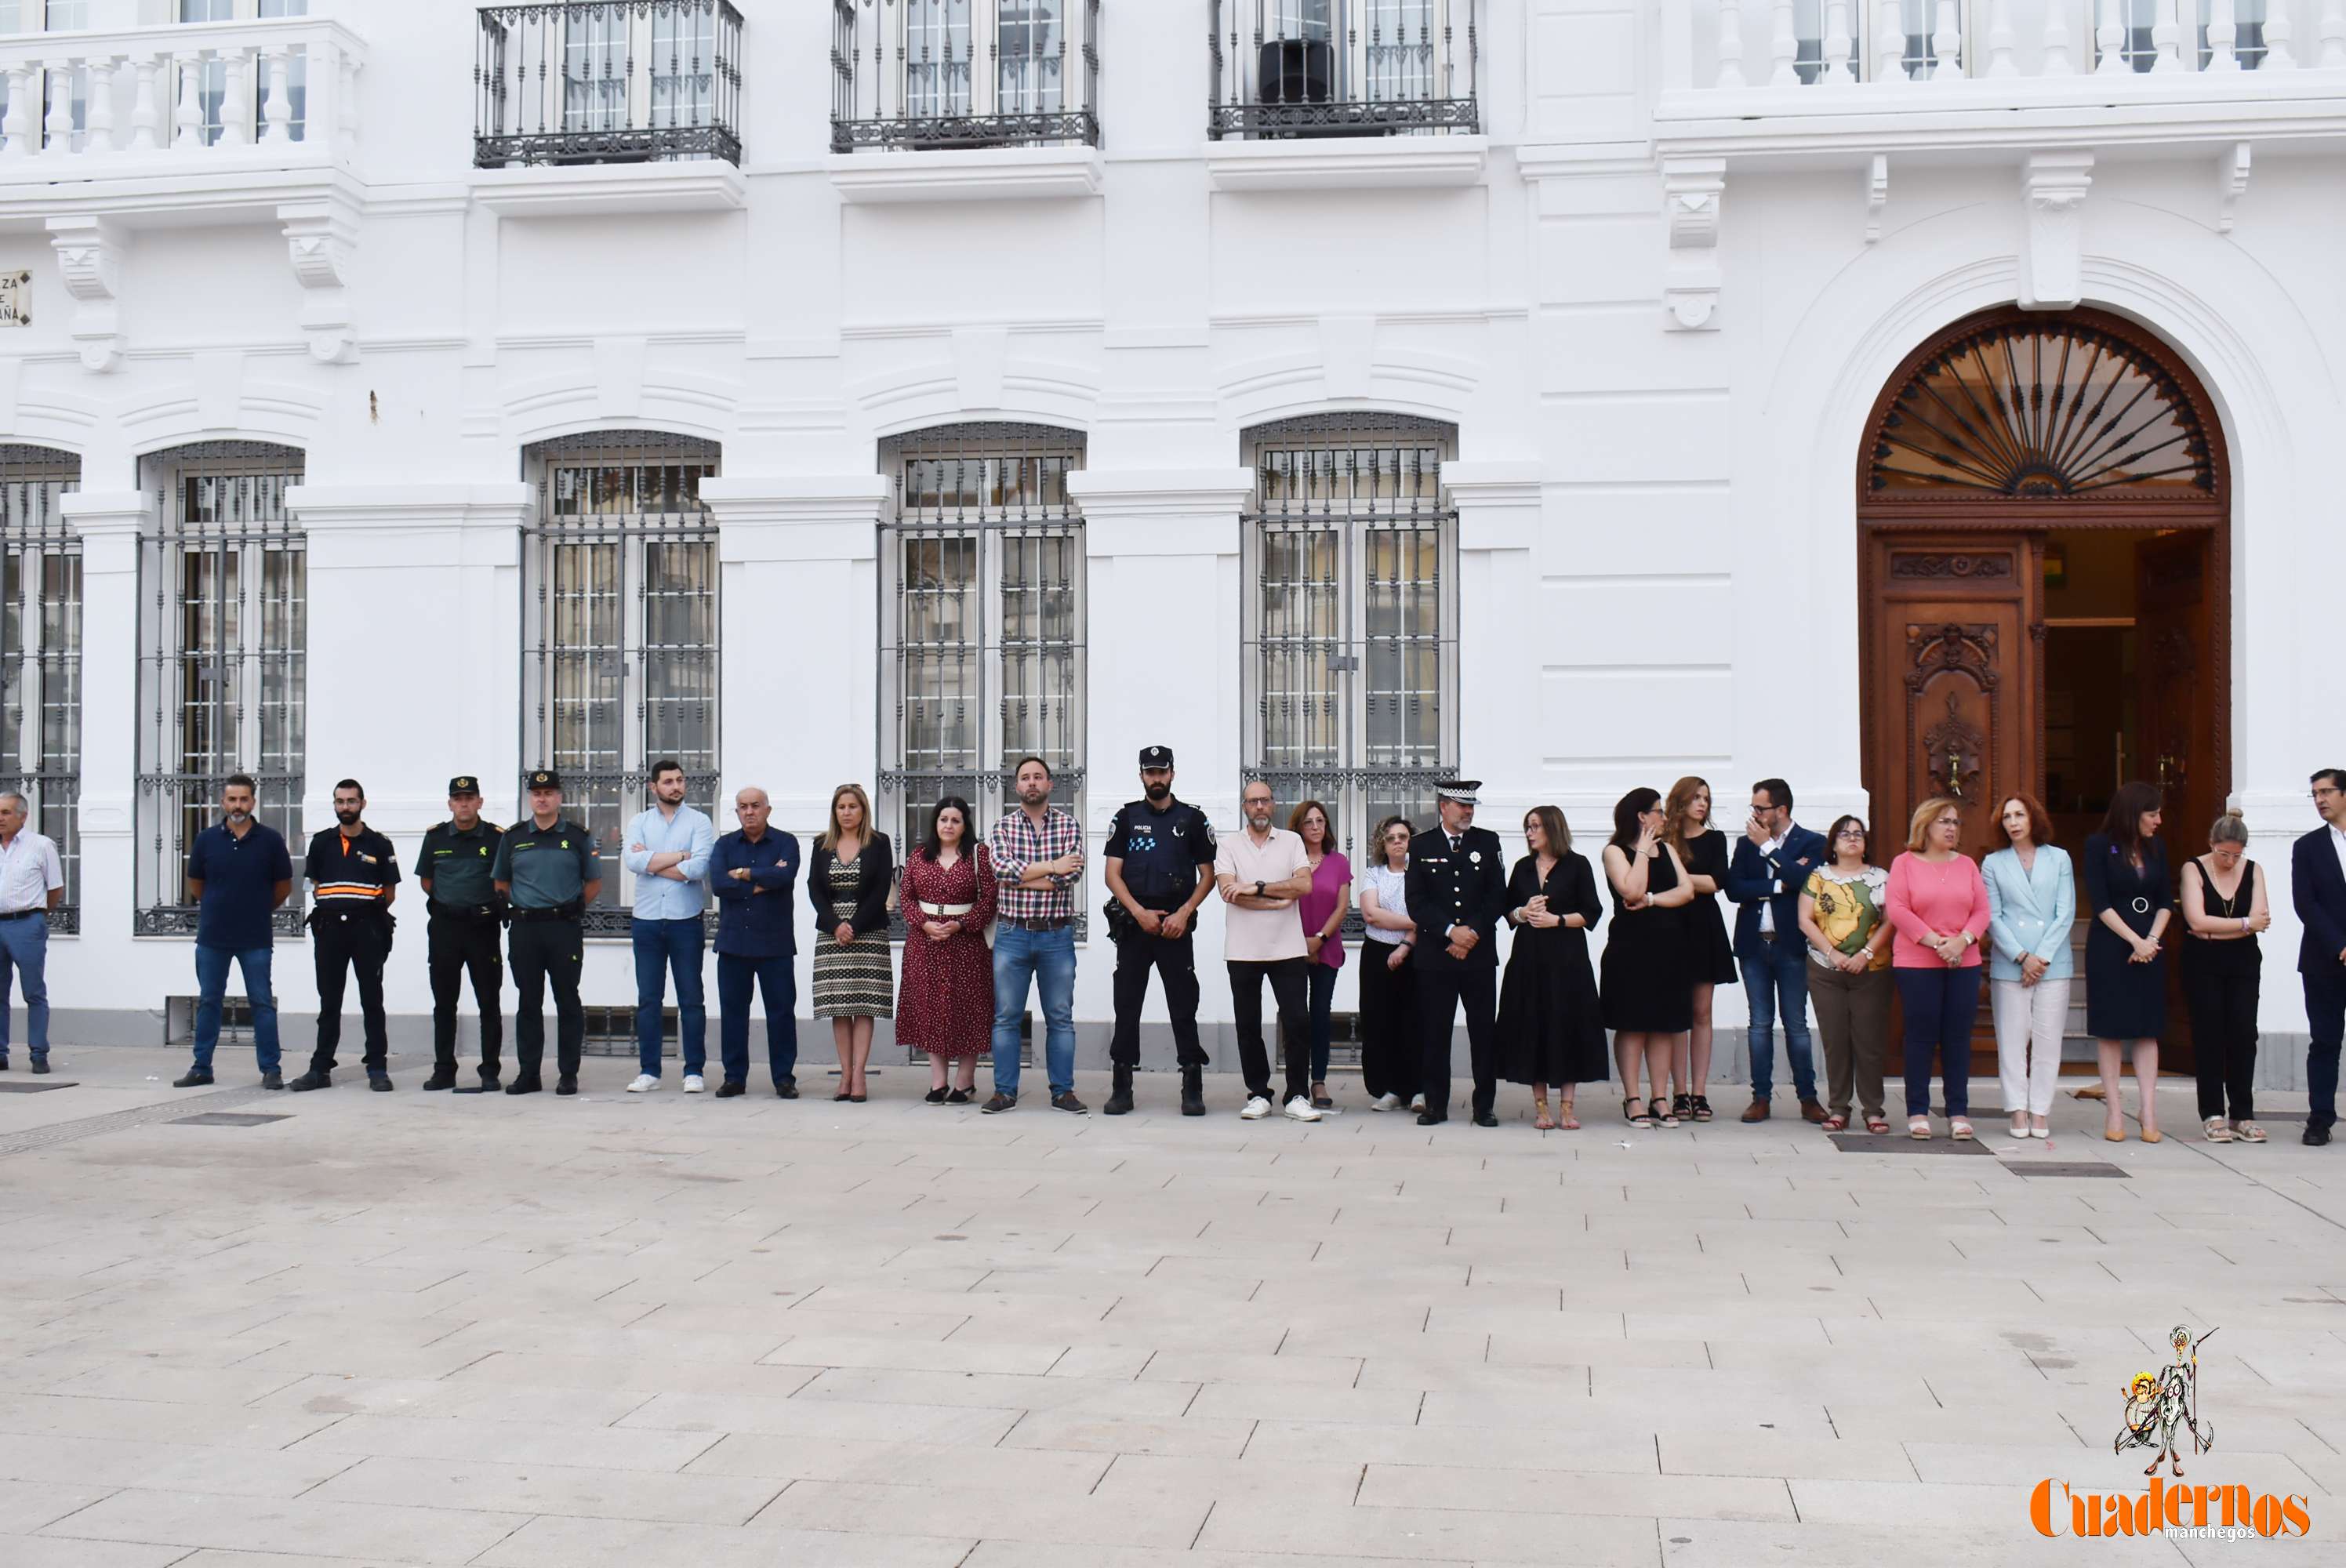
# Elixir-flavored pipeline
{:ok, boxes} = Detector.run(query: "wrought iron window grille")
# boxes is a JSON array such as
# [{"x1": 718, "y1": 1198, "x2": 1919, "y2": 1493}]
[
  {"x1": 475, "y1": 0, "x2": 745, "y2": 169},
  {"x1": 134, "y1": 441, "x2": 307, "y2": 938},
  {"x1": 0, "y1": 445, "x2": 81, "y2": 936},
  {"x1": 522, "y1": 430, "x2": 721, "y2": 938},
  {"x1": 1208, "y1": 0, "x2": 1478, "y2": 141},
  {"x1": 831, "y1": 0, "x2": 1101, "y2": 153}
]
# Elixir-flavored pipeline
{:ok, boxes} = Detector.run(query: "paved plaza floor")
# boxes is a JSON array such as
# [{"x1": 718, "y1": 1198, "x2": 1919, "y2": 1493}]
[{"x1": 0, "y1": 1046, "x2": 2339, "y2": 1566}]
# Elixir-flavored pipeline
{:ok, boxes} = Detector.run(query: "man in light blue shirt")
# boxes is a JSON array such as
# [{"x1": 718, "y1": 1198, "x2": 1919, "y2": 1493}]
[{"x1": 623, "y1": 759, "x2": 715, "y2": 1092}]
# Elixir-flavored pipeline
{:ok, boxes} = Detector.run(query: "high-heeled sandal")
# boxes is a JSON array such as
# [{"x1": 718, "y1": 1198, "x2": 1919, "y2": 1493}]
[
  {"x1": 1625, "y1": 1096, "x2": 1653, "y2": 1129},
  {"x1": 1690, "y1": 1094, "x2": 1714, "y2": 1123},
  {"x1": 1533, "y1": 1094, "x2": 1555, "y2": 1131}
]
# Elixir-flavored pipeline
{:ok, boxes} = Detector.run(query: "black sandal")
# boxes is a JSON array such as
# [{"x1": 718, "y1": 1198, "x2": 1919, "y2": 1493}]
[
  {"x1": 924, "y1": 1087, "x2": 949, "y2": 1104},
  {"x1": 1625, "y1": 1096, "x2": 1654, "y2": 1129},
  {"x1": 1690, "y1": 1094, "x2": 1714, "y2": 1122},
  {"x1": 833, "y1": 1091, "x2": 853, "y2": 1102},
  {"x1": 946, "y1": 1087, "x2": 972, "y2": 1105},
  {"x1": 1672, "y1": 1093, "x2": 1692, "y2": 1123}
]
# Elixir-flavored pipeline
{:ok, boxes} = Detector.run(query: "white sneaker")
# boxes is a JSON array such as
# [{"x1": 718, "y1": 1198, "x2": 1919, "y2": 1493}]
[
  {"x1": 1239, "y1": 1095, "x2": 1272, "y2": 1120},
  {"x1": 1284, "y1": 1096, "x2": 1323, "y2": 1123},
  {"x1": 1409, "y1": 1094, "x2": 1426, "y2": 1113},
  {"x1": 682, "y1": 1075, "x2": 705, "y2": 1094},
  {"x1": 626, "y1": 1073, "x2": 659, "y2": 1093},
  {"x1": 1369, "y1": 1092, "x2": 1401, "y2": 1112}
]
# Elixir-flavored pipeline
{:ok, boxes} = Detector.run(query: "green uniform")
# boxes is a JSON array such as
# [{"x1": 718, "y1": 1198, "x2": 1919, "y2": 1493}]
[
  {"x1": 416, "y1": 818, "x2": 505, "y2": 1083},
  {"x1": 418, "y1": 819, "x2": 503, "y2": 911},
  {"x1": 492, "y1": 818, "x2": 597, "y2": 910},
  {"x1": 493, "y1": 815, "x2": 599, "y2": 1084}
]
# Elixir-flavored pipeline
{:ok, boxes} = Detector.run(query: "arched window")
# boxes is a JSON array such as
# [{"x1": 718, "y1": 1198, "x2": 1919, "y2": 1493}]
[
  {"x1": 134, "y1": 441, "x2": 305, "y2": 935},
  {"x1": 0, "y1": 445, "x2": 81, "y2": 931},
  {"x1": 522, "y1": 430, "x2": 719, "y2": 936},
  {"x1": 877, "y1": 423, "x2": 1085, "y2": 855},
  {"x1": 1240, "y1": 414, "x2": 1456, "y2": 859}
]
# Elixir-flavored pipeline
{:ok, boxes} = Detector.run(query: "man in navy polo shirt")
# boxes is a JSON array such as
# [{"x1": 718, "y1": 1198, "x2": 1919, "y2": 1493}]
[{"x1": 173, "y1": 774, "x2": 295, "y2": 1090}]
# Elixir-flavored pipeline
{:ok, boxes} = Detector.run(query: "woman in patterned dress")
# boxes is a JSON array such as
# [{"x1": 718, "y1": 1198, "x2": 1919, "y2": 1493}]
[
  {"x1": 808, "y1": 783, "x2": 894, "y2": 1102},
  {"x1": 897, "y1": 797, "x2": 997, "y2": 1104}
]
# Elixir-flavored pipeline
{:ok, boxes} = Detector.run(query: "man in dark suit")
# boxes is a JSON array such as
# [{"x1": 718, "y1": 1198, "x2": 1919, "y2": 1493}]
[
  {"x1": 1407, "y1": 779, "x2": 1509, "y2": 1127},
  {"x1": 2294, "y1": 767, "x2": 2346, "y2": 1148},
  {"x1": 1726, "y1": 777, "x2": 1829, "y2": 1123}
]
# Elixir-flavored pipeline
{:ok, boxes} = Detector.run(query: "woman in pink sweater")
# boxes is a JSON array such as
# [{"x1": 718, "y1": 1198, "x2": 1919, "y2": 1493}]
[{"x1": 1883, "y1": 797, "x2": 1992, "y2": 1140}]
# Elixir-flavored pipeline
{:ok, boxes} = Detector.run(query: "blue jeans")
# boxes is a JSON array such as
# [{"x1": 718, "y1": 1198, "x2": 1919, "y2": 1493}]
[
  {"x1": 717, "y1": 952, "x2": 797, "y2": 1089},
  {"x1": 1741, "y1": 938, "x2": 1817, "y2": 1102},
  {"x1": 193, "y1": 943, "x2": 280, "y2": 1074},
  {"x1": 0, "y1": 914, "x2": 49, "y2": 1060},
  {"x1": 632, "y1": 916, "x2": 707, "y2": 1076},
  {"x1": 992, "y1": 923, "x2": 1076, "y2": 1098},
  {"x1": 1895, "y1": 965, "x2": 1981, "y2": 1118}
]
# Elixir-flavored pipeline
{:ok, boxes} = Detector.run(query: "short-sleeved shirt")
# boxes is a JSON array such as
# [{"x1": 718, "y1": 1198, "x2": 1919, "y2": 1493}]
[
  {"x1": 187, "y1": 821, "x2": 294, "y2": 951},
  {"x1": 1103, "y1": 796, "x2": 1216, "y2": 912},
  {"x1": 416, "y1": 819, "x2": 503, "y2": 909},
  {"x1": 0, "y1": 829, "x2": 63, "y2": 916},
  {"x1": 492, "y1": 816, "x2": 600, "y2": 911},
  {"x1": 304, "y1": 826, "x2": 400, "y2": 912},
  {"x1": 1215, "y1": 826, "x2": 1311, "y2": 963}
]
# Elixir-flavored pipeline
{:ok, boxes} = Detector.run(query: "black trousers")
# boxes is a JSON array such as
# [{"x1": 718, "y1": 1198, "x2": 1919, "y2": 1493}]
[
  {"x1": 1417, "y1": 957, "x2": 1498, "y2": 1119},
  {"x1": 1227, "y1": 956, "x2": 1310, "y2": 1102},
  {"x1": 509, "y1": 916, "x2": 584, "y2": 1080},
  {"x1": 2304, "y1": 962, "x2": 2345, "y2": 1134},
  {"x1": 427, "y1": 909, "x2": 503, "y2": 1076},
  {"x1": 1356, "y1": 942, "x2": 1419, "y2": 1102},
  {"x1": 2181, "y1": 942, "x2": 2259, "y2": 1121},
  {"x1": 309, "y1": 909, "x2": 391, "y2": 1076},
  {"x1": 1111, "y1": 925, "x2": 1206, "y2": 1070}
]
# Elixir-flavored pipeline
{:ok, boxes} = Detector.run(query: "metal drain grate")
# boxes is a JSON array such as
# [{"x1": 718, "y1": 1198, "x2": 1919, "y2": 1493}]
[
  {"x1": 170, "y1": 1112, "x2": 290, "y2": 1127},
  {"x1": 2005, "y1": 1162, "x2": 2129, "y2": 1178},
  {"x1": 0, "y1": 1080, "x2": 74, "y2": 1093},
  {"x1": 1827, "y1": 1132, "x2": 1996, "y2": 1155},
  {"x1": 0, "y1": 1084, "x2": 281, "y2": 1160}
]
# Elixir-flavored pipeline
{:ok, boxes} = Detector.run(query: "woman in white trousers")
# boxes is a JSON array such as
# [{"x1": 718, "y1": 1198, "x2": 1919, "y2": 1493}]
[{"x1": 1981, "y1": 793, "x2": 2076, "y2": 1138}]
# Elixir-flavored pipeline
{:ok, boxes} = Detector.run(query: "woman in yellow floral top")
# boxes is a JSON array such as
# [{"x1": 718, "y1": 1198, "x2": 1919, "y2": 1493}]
[{"x1": 1796, "y1": 815, "x2": 1894, "y2": 1134}]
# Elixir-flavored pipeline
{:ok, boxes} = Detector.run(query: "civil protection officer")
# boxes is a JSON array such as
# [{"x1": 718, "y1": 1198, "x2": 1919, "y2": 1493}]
[
  {"x1": 416, "y1": 775, "x2": 504, "y2": 1091},
  {"x1": 1407, "y1": 779, "x2": 1508, "y2": 1126},
  {"x1": 1102, "y1": 745, "x2": 1217, "y2": 1117},
  {"x1": 492, "y1": 769, "x2": 601, "y2": 1096},
  {"x1": 289, "y1": 779, "x2": 400, "y2": 1093}
]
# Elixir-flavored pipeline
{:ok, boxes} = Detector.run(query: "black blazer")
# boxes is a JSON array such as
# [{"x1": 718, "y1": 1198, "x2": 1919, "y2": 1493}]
[
  {"x1": 2294, "y1": 826, "x2": 2346, "y2": 976},
  {"x1": 808, "y1": 832, "x2": 894, "y2": 939},
  {"x1": 1405, "y1": 823, "x2": 1509, "y2": 968}
]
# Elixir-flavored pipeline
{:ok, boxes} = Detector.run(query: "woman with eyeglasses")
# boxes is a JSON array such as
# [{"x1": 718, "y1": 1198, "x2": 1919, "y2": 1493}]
[
  {"x1": 1981, "y1": 793, "x2": 2075, "y2": 1140},
  {"x1": 1600, "y1": 787, "x2": 1695, "y2": 1130},
  {"x1": 1498, "y1": 804, "x2": 1607, "y2": 1131},
  {"x1": 2085, "y1": 781, "x2": 2172, "y2": 1143},
  {"x1": 1663, "y1": 776, "x2": 1738, "y2": 1123},
  {"x1": 1796, "y1": 815, "x2": 1894, "y2": 1134},
  {"x1": 1884, "y1": 797, "x2": 1991, "y2": 1140},
  {"x1": 1356, "y1": 815, "x2": 1422, "y2": 1112},
  {"x1": 2179, "y1": 812, "x2": 2266, "y2": 1144},
  {"x1": 1290, "y1": 800, "x2": 1352, "y2": 1111}
]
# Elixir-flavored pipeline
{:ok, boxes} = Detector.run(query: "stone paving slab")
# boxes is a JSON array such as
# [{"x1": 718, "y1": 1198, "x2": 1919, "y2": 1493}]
[{"x1": 3, "y1": 1047, "x2": 2339, "y2": 1566}]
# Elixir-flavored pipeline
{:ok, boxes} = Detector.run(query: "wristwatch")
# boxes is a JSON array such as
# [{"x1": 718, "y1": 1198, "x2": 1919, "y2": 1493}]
[{"x1": 1253, "y1": 880, "x2": 1266, "y2": 898}]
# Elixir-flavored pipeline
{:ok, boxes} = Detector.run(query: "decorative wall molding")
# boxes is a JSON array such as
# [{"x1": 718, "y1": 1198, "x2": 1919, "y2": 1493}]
[
  {"x1": 2019, "y1": 151, "x2": 2094, "y2": 309},
  {"x1": 279, "y1": 195, "x2": 359, "y2": 365},
  {"x1": 2216, "y1": 141, "x2": 2253, "y2": 234},
  {"x1": 44, "y1": 215, "x2": 125, "y2": 372},
  {"x1": 1661, "y1": 156, "x2": 1726, "y2": 331},
  {"x1": 1865, "y1": 153, "x2": 1890, "y2": 243}
]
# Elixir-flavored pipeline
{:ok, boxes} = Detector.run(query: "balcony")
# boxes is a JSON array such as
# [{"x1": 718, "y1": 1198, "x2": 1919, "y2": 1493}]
[
  {"x1": 1205, "y1": 1, "x2": 1484, "y2": 191},
  {"x1": 472, "y1": 1, "x2": 744, "y2": 216},
  {"x1": 827, "y1": 0, "x2": 1102, "y2": 204}
]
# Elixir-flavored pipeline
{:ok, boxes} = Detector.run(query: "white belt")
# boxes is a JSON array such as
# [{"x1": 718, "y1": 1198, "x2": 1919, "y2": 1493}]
[{"x1": 919, "y1": 901, "x2": 975, "y2": 916}]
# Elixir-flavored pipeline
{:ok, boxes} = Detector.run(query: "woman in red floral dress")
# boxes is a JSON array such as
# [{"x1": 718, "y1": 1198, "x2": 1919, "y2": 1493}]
[{"x1": 897, "y1": 796, "x2": 997, "y2": 1103}]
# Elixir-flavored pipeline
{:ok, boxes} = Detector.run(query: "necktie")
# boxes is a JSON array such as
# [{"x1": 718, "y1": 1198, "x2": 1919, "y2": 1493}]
[{"x1": 1449, "y1": 836, "x2": 1461, "y2": 855}]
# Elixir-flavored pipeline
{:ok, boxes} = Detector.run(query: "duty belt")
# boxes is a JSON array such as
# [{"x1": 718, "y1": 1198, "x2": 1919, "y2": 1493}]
[
  {"x1": 512, "y1": 903, "x2": 582, "y2": 924},
  {"x1": 428, "y1": 898, "x2": 498, "y2": 919}
]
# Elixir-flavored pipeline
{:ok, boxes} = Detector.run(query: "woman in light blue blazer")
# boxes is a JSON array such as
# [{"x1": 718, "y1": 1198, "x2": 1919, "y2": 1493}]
[{"x1": 1981, "y1": 793, "x2": 2075, "y2": 1138}]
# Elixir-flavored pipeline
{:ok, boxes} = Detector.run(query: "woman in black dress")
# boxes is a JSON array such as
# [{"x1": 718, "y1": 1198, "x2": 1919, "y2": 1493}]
[
  {"x1": 1665, "y1": 775, "x2": 1738, "y2": 1123},
  {"x1": 1498, "y1": 804, "x2": 1607, "y2": 1131},
  {"x1": 2178, "y1": 813, "x2": 2268, "y2": 1144},
  {"x1": 1600, "y1": 787, "x2": 1696, "y2": 1129},
  {"x1": 2084, "y1": 780, "x2": 2171, "y2": 1143}
]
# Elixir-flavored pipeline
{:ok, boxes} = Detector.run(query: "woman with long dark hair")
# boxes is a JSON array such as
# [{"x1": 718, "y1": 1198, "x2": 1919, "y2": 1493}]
[
  {"x1": 1289, "y1": 799, "x2": 1351, "y2": 1110},
  {"x1": 2086, "y1": 780, "x2": 2172, "y2": 1142},
  {"x1": 1664, "y1": 776, "x2": 1737, "y2": 1123},
  {"x1": 1356, "y1": 815, "x2": 1420, "y2": 1112},
  {"x1": 1600, "y1": 787, "x2": 1694, "y2": 1129},
  {"x1": 897, "y1": 796, "x2": 996, "y2": 1104},
  {"x1": 1498, "y1": 804, "x2": 1607, "y2": 1131}
]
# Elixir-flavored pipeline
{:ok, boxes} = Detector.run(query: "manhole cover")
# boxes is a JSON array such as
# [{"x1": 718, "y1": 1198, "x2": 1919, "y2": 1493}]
[
  {"x1": 0, "y1": 1080, "x2": 74, "y2": 1093},
  {"x1": 1826, "y1": 1132, "x2": 1996, "y2": 1155},
  {"x1": 2006, "y1": 1162, "x2": 2129, "y2": 1178},
  {"x1": 170, "y1": 1112, "x2": 291, "y2": 1127}
]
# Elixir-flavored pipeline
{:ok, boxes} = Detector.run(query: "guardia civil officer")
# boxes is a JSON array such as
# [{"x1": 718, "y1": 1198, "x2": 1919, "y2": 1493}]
[
  {"x1": 289, "y1": 779, "x2": 400, "y2": 1093},
  {"x1": 1407, "y1": 779, "x2": 1508, "y2": 1126},
  {"x1": 1102, "y1": 745, "x2": 1217, "y2": 1117},
  {"x1": 416, "y1": 775, "x2": 504, "y2": 1091},
  {"x1": 492, "y1": 769, "x2": 601, "y2": 1096}
]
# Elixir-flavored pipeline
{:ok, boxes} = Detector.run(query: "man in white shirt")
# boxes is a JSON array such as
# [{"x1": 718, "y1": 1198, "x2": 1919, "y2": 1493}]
[
  {"x1": 1214, "y1": 780, "x2": 1320, "y2": 1122},
  {"x1": 0, "y1": 792, "x2": 65, "y2": 1073},
  {"x1": 622, "y1": 759, "x2": 716, "y2": 1094}
]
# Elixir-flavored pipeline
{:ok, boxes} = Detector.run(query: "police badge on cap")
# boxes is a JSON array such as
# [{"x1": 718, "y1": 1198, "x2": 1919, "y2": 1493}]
[
  {"x1": 527, "y1": 768, "x2": 562, "y2": 791},
  {"x1": 1138, "y1": 745, "x2": 1175, "y2": 770},
  {"x1": 1433, "y1": 779, "x2": 1481, "y2": 805},
  {"x1": 448, "y1": 775, "x2": 480, "y2": 797}
]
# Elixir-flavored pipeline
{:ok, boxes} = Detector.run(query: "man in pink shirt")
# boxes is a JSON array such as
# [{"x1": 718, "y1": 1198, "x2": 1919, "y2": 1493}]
[{"x1": 1215, "y1": 781, "x2": 1321, "y2": 1123}]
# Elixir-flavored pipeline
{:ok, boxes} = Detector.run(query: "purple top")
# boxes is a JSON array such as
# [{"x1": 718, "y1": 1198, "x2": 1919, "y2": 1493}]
[{"x1": 1298, "y1": 851, "x2": 1352, "y2": 970}]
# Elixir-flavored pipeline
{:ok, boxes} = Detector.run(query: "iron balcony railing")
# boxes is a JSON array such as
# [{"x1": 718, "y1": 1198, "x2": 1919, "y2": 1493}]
[
  {"x1": 831, "y1": 0, "x2": 1101, "y2": 153},
  {"x1": 1209, "y1": 0, "x2": 1478, "y2": 140},
  {"x1": 475, "y1": 1, "x2": 743, "y2": 169}
]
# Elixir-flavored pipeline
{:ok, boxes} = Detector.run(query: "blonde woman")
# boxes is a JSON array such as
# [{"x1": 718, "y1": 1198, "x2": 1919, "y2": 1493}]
[
  {"x1": 808, "y1": 784, "x2": 894, "y2": 1102},
  {"x1": 1664, "y1": 776, "x2": 1737, "y2": 1123},
  {"x1": 1883, "y1": 797, "x2": 1990, "y2": 1140}
]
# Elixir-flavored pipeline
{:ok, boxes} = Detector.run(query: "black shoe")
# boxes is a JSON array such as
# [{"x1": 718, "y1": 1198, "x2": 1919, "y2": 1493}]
[
  {"x1": 30, "y1": 1058, "x2": 49, "y2": 1075},
  {"x1": 715, "y1": 1081, "x2": 745, "y2": 1098},
  {"x1": 1104, "y1": 1066, "x2": 1135, "y2": 1117},
  {"x1": 288, "y1": 1070, "x2": 332, "y2": 1092},
  {"x1": 775, "y1": 1080, "x2": 799, "y2": 1099},
  {"x1": 1181, "y1": 1067, "x2": 1206, "y2": 1117},
  {"x1": 505, "y1": 1076, "x2": 543, "y2": 1096},
  {"x1": 478, "y1": 1069, "x2": 502, "y2": 1091},
  {"x1": 924, "y1": 1087, "x2": 950, "y2": 1105},
  {"x1": 1051, "y1": 1091, "x2": 1088, "y2": 1115},
  {"x1": 0, "y1": 1057, "x2": 9, "y2": 1069},
  {"x1": 1417, "y1": 1111, "x2": 1448, "y2": 1126},
  {"x1": 2305, "y1": 1125, "x2": 2333, "y2": 1147},
  {"x1": 421, "y1": 1067, "x2": 457, "y2": 1091},
  {"x1": 982, "y1": 1092, "x2": 1016, "y2": 1114},
  {"x1": 369, "y1": 1073, "x2": 394, "y2": 1092},
  {"x1": 172, "y1": 1069, "x2": 214, "y2": 1088},
  {"x1": 1473, "y1": 1111, "x2": 1499, "y2": 1128},
  {"x1": 946, "y1": 1087, "x2": 972, "y2": 1105},
  {"x1": 556, "y1": 1074, "x2": 578, "y2": 1096},
  {"x1": 260, "y1": 1071, "x2": 282, "y2": 1091}
]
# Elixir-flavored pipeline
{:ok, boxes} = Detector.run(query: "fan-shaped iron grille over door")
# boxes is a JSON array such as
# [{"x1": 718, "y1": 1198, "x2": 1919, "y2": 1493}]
[{"x1": 1865, "y1": 314, "x2": 2219, "y2": 501}]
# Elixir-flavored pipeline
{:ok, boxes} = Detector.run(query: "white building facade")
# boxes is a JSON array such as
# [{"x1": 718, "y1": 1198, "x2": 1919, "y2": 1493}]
[{"x1": 0, "y1": 0, "x2": 2340, "y2": 1079}]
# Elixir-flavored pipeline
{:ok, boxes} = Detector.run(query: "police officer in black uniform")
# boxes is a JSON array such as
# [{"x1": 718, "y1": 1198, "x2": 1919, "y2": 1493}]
[
  {"x1": 1406, "y1": 779, "x2": 1508, "y2": 1127},
  {"x1": 289, "y1": 778, "x2": 401, "y2": 1093},
  {"x1": 492, "y1": 769, "x2": 601, "y2": 1097},
  {"x1": 416, "y1": 775, "x2": 505, "y2": 1091},
  {"x1": 1102, "y1": 745, "x2": 1218, "y2": 1118}
]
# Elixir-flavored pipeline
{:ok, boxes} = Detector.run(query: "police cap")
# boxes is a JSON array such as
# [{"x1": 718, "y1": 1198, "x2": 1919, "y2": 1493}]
[
  {"x1": 526, "y1": 768, "x2": 563, "y2": 792},
  {"x1": 448, "y1": 775, "x2": 481, "y2": 797},
  {"x1": 1138, "y1": 745, "x2": 1175, "y2": 770}
]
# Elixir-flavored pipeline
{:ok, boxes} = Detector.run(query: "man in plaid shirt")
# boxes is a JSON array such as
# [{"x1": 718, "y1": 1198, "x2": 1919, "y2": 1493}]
[{"x1": 985, "y1": 756, "x2": 1086, "y2": 1114}]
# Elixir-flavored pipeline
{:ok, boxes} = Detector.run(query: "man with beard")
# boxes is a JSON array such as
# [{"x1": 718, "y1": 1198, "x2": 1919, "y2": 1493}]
[
  {"x1": 1214, "y1": 779, "x2": 1321, "y2": 1122},
  {"x1": 1102, "y1": 746, "x2": 1216, "y2": 1116},
  {"x1": 175, "y1": 774, "x2": 294, "y2": 1089},
  {"x1": 985, "y1": 756, "x2": 1085, "y2": 1114},
  {"x1": 289, "y1": 779, "x2": 401, "y2": 1092},
  {"x1": 415, "y1": 775, "x2": 504, "y2": 1091}
]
